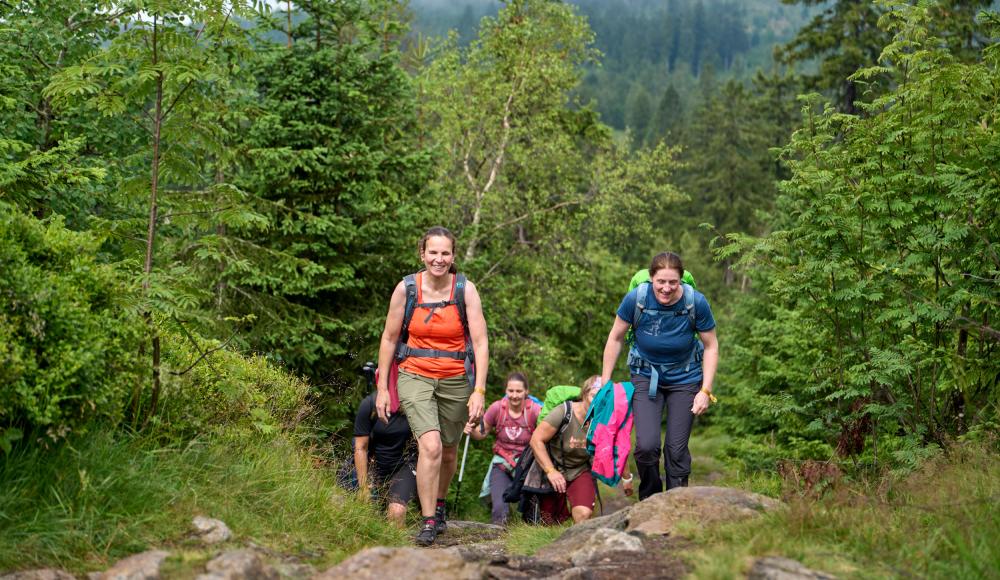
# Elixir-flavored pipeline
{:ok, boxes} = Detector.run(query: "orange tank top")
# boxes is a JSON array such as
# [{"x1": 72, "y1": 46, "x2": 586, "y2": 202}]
[{"x1": 399, "y1": 272, "x2": 468, "y2": 378}]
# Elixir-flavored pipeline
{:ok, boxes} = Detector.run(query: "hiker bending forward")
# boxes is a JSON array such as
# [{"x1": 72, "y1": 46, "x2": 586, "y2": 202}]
[
  {"x1": 376, "y1": 227, "x2": 489, "y2": 546},
  {"x1": 601, "y1": 252, "x2": 718, "y2": 500},
  {"x1": 354, "y1": 393, "x2": 418, "y2": 528},
  {"x1": 464, "y1": 372, "x2": 540, "y2": 525},
  {"x1": 529, "y1": 377, "x2": 624, "y2": 524}
]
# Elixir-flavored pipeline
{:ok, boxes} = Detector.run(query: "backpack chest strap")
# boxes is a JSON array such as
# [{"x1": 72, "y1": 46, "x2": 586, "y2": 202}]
[
  {"x1": 395, "y1": 343, "x2": 468, "y2": 360},
  {"x1": 627, "y1": 342, "x2": 704, "y2": 399}
]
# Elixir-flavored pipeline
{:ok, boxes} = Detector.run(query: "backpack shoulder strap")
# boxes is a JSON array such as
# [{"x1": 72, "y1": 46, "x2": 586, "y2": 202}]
[
  {"x1": 633, "y1": 282, "x2": 649, "y2": 326},
  {"x1": 394, "y1": 274, "x2": 419, "y2": 361},
  {"x1": 682, "y1": 283, "x2": 696, "y2": 331},
  {"x1": 454, "y1": 273, "x2": 477, "y2": 388},
  {"x1": 558, "y1": 400, "x2": 573, "y2": 435},
  {"x1": 454, "y1": 273, "x2": 470, "y2": 335},
  {"x1": 401, "y1": 273, "x2": 419, "y2": 333}
]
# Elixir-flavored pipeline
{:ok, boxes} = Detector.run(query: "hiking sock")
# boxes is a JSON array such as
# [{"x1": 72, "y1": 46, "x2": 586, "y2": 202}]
[{"x1": 434, "y1": 498, "x2": 447, "y2": 533}]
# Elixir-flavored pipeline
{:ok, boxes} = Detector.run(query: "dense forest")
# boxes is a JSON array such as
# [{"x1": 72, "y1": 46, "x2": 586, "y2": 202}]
[{"x1": 1, "y1": 0, "x2": 999, "y2": 574}]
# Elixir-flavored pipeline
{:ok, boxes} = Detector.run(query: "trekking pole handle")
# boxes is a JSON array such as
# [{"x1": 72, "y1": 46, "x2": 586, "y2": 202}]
[{"x1": 361, "y1": 361, "x2": 376, "y2": 389}]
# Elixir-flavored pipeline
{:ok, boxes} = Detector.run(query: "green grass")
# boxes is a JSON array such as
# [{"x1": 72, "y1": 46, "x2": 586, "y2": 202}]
[
  {"x1": 689, "y1": 425, "x2": 733, "y2": 485},
  {"x1": 504, "y1": 521, "x2": 572, "y2": 556},
  {"x1": 680, "y1": 443, "x2": 1000, "y2": 579},
  {"x1": 0, "y1": 430, "x2": 408, "y2": 574}
]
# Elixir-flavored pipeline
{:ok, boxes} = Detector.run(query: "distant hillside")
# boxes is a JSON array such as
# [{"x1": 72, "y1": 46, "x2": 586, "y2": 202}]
[{"x1": 407, "y1": 0, "x2": 816, "y2": 129}]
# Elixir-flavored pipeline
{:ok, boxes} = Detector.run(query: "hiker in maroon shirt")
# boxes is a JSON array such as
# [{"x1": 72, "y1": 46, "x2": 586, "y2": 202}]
[{"x1": 464, "y1": 372, "x2": 541, "y2": 525}]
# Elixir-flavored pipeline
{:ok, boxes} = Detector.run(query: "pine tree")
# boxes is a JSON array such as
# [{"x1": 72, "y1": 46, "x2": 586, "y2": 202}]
[{"x1": 227, "y1": 0, "x2": 434, "y2": 383}]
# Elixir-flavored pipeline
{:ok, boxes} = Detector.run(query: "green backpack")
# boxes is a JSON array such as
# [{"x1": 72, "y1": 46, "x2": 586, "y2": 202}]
[
  {"x1": 627, "y1": 268, "x2": 697, "y2": 293},
  {"x1": 625, "y1": 269, "x2": 697, "y2": 347},
  {"x1": 536, "y1": 385, "x2": 582, "y2": 425}
]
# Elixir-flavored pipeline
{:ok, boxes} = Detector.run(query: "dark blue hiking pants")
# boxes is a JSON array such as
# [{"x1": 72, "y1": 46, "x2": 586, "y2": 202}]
[{"x1": 630, "y1": 374, "x2": 698, "y2": 500}]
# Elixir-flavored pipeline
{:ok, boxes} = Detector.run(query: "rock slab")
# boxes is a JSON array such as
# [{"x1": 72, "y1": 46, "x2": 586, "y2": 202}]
[
  {"x1": 192, "y1": 516, "x2": 233, "y2": 545},
  {"x1": 536, "y1": 527, "x2": 643, "y2": 566},
  {"x1": 314, "y1": 547, "x2": 485, "y2": 580},
  {"x1": 627, "y1": 486, "x2": 782, "y2": 536},
  {"x1": 196, "y1": 549, "x2": 278, "y2": 580},
  {"x1": 748, "y1": 557, "x2": 837, "y2": 580},
  {"x1": 98, "y1": 550, "x2": 170, "y2": 580},
  {"x1": 0, "y1": 570, "x2": 75, "y2": 580}
]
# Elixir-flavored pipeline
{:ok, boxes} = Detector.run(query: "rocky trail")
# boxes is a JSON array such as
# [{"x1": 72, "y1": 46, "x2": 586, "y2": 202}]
[{"x1": 1, "y1": 486, "x2": 838, "y2": 580}]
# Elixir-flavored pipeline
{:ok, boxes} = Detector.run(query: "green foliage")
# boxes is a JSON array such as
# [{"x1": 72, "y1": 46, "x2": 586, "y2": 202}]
[
  {"x1": 0, "y1": 1, "x2": 123, "y2": 222},
  {"x1": 148, "y1": 327, "x2": 313, "y2": 441},
  {"x1": 225, "y1": 1, "x2": 434, "y2": 386},
  {"x1": 0, "y1": 204, "x2": 142, "y2": 443},
  {"x1": 719, "y1": 3, "x2": 1000, "y2": 461},
  {"x1": 420, "y1": 0, "x2": 685, "y2": 385},
  {"x1": 777, "y1": 0, "x2": 993, "y2": 113}
]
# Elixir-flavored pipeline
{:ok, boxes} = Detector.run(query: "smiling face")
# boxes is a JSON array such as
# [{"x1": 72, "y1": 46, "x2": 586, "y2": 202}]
[
  {"x1": 420, "y1": 235, "x2": 455, "y2": 278},
  {"x1": 505, "y1": 379, "x2": 527, "y2": 409},
  {"x1": 651, "y1": 266, "x2": 683, "y2": 305}
]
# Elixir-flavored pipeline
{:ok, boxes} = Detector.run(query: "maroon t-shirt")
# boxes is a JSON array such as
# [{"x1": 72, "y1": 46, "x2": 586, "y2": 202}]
[{"x1": 484, "y1": 399, "x2": 540, "y2": 467}]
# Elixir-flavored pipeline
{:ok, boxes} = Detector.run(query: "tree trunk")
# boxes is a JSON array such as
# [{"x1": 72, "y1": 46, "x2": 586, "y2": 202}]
[{"x1": 141, "y1": 14, "x2": 164, "y2": 427}]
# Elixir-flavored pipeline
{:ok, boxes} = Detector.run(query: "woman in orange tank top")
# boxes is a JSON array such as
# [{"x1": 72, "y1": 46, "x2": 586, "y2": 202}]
[{"x1": 375, "y1": 227, "x2": 489, "y2": 546}]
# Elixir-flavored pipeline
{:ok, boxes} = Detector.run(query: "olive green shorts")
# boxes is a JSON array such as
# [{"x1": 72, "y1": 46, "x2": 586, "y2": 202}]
[{"x1": 397, "y1": 371, "x2": 471, "y2": 447}]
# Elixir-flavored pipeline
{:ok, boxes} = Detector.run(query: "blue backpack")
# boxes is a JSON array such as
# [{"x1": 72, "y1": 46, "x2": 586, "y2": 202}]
[{"x1": 626, "y1": 282, "x2": 703, "y2": 399}]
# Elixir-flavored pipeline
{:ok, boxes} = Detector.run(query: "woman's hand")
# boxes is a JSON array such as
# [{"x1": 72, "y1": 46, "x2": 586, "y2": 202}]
[
  {"x1": 546, "y1": 469, "x2": 567, "y2": 494},
  {"x1": 621, "y1": 476, "x2": 634, "y2": 497},
  {"x1": 375, "y1": 388, "x2": 391, "y2": 422},
  {"x1": 467, "y1": 390, "x2": 485, "y2": 422},
  {"x1": 691, "y1": 390, "x2": 711, "y2": 415},
  {"x1": 463, "y1": 418, "x2": 478, "y2": 435}
]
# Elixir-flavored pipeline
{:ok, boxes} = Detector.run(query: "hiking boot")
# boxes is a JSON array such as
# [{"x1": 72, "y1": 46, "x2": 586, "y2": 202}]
[
  {"x1": 666, "y1": 475, "x2": 689, "y2": 490},
  {"x1": 415, "y1": 519, "x2": 437, "y2": 547},
  {"x1": 434, "y1": 503, "x2": 447, "y2": 533}
]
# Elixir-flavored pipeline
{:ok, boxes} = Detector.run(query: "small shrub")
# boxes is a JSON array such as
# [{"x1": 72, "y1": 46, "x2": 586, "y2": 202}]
[
  {"x1": 150, "y1": 330, "x2": 314, "y2": 442},
  {"x1": 0, "y1": 204, "x2": 142, "y2": 448}
]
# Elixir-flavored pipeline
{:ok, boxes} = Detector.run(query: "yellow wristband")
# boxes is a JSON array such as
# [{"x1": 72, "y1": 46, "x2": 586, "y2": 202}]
[
  {"x1": 474, "y1": 387, "x2": 486, "y2": 395},
  {"x1": 700, "y1": 388, "x2": 717, "y2": 404},
  {"x1": 544, "y1": 466, "x2": 556, "y2": 475}
]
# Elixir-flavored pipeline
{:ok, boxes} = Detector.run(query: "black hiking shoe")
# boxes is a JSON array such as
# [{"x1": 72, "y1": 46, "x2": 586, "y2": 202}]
[
  {"x1": 434, "y1": 503, "x2": 447, "y2": 533},
  {"x1": 415, "y1": 519, "x2": 437, "y2": 546}
]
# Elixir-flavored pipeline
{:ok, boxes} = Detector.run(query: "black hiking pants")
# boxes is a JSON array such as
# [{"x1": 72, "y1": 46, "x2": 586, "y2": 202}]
[{"x1": 630, "y1": 374, "x2": 698, "y2": 500}]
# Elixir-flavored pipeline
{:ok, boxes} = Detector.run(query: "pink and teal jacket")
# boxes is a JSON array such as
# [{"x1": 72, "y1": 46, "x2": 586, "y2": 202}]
[{"x1": 585, "y1": 380, "x2": 635, "y2": 486}]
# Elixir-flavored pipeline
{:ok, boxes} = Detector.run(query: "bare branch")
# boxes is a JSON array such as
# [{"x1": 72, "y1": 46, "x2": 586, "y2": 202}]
[
  {"x1": 170, "y1": 319, "x2": 237, "y2": 376},
  {"x1": 479, "y1": 242, "x2": 522, "y2": 284},
  {"x1": 487, "y1": 199, "x2": 580, "y2": 235},
  {"x1": 955, "y1": 317, "x2": 1000, "y2": 343},
  {"x1": 465, "y1": 75, "x2": 523, "y2": 261}
]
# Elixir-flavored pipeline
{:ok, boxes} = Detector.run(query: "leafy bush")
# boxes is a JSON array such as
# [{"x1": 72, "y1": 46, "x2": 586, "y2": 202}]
[
  {"x1": 143, "y1": 327, "x2": 314, "y2": 442},
  {"x1": 0, "y1": 204, "x2": 142, "y2": 449}
]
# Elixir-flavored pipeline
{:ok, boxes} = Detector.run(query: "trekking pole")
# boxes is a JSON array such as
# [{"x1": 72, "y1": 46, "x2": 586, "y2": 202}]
[
  {"x1": 453, "y1": 432, "x2": 471, "y2": 518},
  {"x1": 361, "y1": 361, "x2": 376, "y2": 390}
]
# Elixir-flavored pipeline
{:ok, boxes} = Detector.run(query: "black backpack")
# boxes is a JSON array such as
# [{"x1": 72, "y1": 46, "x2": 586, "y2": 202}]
[{"x1": 502, "y1": 401, "x2": 573, "y2": 523}]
